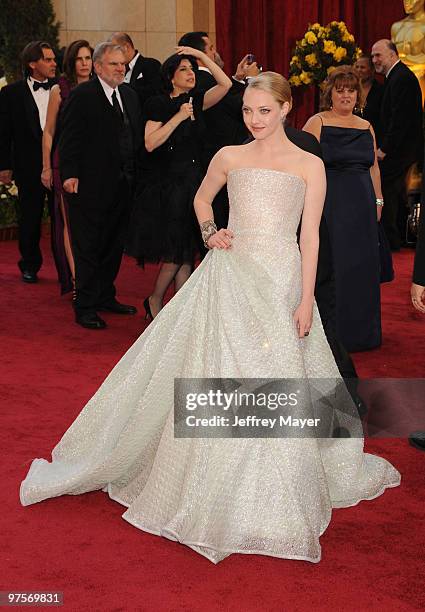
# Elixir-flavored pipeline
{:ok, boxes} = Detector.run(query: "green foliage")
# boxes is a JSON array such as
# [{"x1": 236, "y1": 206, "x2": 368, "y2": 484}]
[
  {"x1": 0, "y1": 181, "x2": 49, "y2": 227},
  {"x1": 0, "y1": 181, "x2": 19, "y2": 226},
  {"x1": 0, "y1": 0, "x2": 60, "y2": 82}
]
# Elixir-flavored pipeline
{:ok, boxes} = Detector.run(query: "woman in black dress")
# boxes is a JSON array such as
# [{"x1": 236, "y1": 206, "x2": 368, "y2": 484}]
[
  {"x1": 303, "y1": 66, "x2": 387, "y2": 352},
  {"x1": 354, "y1": 54, "x2": 384, "y2": 140},
  {"x1": 127, "y1": 46, "x2": 232, "y2": 319}
]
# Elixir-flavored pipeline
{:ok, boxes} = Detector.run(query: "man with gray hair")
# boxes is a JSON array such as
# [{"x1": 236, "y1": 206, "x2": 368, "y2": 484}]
[
  {"x1": 371, "y1": 38, "x2": 423, "y2": 250},
  {"x1": 59, "y1": 42, "x2": 142, "y2": 329}
]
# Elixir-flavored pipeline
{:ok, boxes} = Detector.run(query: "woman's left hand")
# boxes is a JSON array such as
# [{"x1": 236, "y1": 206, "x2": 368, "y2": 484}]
[
  {"x1": 293, "y1": 300, "x2": 313, "y2": 338},
  {"x1": 377, "y1": 205, "x2": 382, "y2": 222}
]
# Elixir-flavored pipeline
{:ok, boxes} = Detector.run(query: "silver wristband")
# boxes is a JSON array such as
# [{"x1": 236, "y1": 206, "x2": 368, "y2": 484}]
[{"x1": 200, "y1": 220, "x2": 217, "y2": 249}]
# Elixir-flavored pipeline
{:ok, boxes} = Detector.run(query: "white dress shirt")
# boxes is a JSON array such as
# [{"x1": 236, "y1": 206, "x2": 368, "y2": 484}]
[
  {"x1": 27, "y1": 77, "x2": 50, "y2": 130},
  {"x1": 98, "y1": 77, "x2": 123, "y2": 112},
  {"x1": 385, "y1": 59, "x2": 401, "y2": 79},
  {"x1": 124, "y1": 51, "x2": 141, "y2": 84}
]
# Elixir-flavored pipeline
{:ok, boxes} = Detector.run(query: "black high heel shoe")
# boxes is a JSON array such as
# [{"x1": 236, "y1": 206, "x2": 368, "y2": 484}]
[{"x1": 143, "y1": 297, "x2": 153, "y2": 321}]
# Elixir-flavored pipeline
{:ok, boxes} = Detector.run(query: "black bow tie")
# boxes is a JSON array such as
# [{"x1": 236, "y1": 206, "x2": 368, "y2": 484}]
[{"x1": 33, "y1": 81, "x2": 50, "y2": 91}]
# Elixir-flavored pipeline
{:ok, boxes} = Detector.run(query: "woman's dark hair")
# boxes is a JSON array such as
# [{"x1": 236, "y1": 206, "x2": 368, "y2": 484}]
[
  {"x1": 160, "y1": 53, "x2": 198, "y2": 93},
  {"x1": 178, "y1": 31, "x2": 208, "y2": 52},
  {"x1": 21, "y1": 41, "x2": 53, "y2": 77},
  {"x1": 320, "y1": 65, "x2": 363, "y2": 111},
  {"x1": 62, "y1": 39, "x2": 93, "y2": 84}
]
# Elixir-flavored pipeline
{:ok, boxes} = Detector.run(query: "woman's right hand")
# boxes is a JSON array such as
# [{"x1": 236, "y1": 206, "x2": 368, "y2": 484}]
[
  {"x1": 207, "y1": 228, "x2": 234, "y2": 250},
  {"x1": 41, "y1": 168, "x2": 53, "y2": 190},
  {"x1": 176, "y1": 101, "x2": 194, "y2": 122}
]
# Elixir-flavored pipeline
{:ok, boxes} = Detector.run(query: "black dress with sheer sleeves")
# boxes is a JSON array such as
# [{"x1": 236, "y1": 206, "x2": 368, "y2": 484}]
[{"x1": 127, "y1": 92, "x2": 205, "y2": 266}]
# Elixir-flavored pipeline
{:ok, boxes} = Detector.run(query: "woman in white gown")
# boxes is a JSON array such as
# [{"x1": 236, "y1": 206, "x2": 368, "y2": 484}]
[{"x1": 20, "y1": 72, "x2": 400, "y2": 564}]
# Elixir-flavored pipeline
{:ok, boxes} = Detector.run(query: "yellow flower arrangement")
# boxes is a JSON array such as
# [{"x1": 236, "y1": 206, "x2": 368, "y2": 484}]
[
  {"x1": 323, "y1": 40, "x2": 337, "y2": 54},
  {"x1": 289, "y1": 20, "x2": 361, "y2": 87},
  {"x1": 333, "y1": 47, "x2": 347, "y2": 62},
  {"x1": 289, "y1": 75, "x2": 301, "y2": 86},
  {"x1": 305, "y1": 31, "x2": 318, "y2": 45},
  {"x1": 305, "y1": 53, "x2": 318, "y2": 67},
  {"x1": 299, "y1": 71, "x2": 312, "y2": 84}
]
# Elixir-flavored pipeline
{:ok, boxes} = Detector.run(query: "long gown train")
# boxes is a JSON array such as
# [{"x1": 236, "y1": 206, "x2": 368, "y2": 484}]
[{"x1": 20, "y1": 168, "x2": 400, "y2": 563}]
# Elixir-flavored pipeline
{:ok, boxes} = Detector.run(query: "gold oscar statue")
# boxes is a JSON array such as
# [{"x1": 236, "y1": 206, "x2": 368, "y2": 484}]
[{"x1": 392, "y1": 0, "x2": 425, "y2": 102}]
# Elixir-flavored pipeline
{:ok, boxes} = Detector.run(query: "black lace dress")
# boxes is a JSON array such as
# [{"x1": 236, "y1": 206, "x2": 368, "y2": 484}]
[{"x1": 127, "y1": 92, "x2": 205, "y2": 265}]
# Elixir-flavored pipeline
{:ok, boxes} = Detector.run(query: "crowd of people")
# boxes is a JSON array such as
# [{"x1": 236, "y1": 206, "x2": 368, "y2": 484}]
[
  {"x1": 1, "y1": 34, "x2": 424, "y2": 428},
  {"x1": 0, "y1": 34, "x2": 423, "y2": 338},
  {"x1": 0, "y1": 25, "x2": 422, "y2": 565}
]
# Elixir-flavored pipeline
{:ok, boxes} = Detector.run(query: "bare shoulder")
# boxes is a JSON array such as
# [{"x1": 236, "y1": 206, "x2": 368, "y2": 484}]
[
  {"x1": 50, "y1": 84, "x2": 61, "y2": 99},
  {"x1": 353, "y1": 115, "x2": 370, "y2": 129},
  {"x1": 300, "y1": 150, "x2": 325, "y2": 179},
  {"x1": 214, "y1": 144, "x2": 250, "y2": 170},
  {"x1": 303, "y1": 113, "x2": 322, "y2": 128}
]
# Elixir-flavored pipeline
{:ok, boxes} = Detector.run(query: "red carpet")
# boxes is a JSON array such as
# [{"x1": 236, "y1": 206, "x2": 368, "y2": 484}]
[{"x1": 1, "y1": 237, "x2": 424, "y2": 611}]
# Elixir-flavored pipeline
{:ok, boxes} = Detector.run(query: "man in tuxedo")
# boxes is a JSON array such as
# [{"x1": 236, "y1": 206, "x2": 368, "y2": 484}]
[
  {"x1": 0, "y1": 41, "x2": 56, "y2": 283},
  {"x1": 178, "y1": 31, "x2": 252, "y2": 229},
  {"x1": 409, "y1": 165, "x2": 425, "y2": 450},
  {"x1": 108, "y1": 32, "x2": 161, "y2": 108},
  {"x1": 59, "y1": 42, "x2": 141, "y2": 329},
  {"x1": 371, "y1": 39, "x2": 423, "y2": 251}
]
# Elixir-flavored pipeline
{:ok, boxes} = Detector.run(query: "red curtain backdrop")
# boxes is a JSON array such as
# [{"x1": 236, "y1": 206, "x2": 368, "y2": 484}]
[{"x1": 215, "y1": 0, "x2": 405, "y2": 127}]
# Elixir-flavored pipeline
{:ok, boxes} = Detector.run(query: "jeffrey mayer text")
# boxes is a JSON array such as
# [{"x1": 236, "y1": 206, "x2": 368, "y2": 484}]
[{"x1": 186, "y1": 415, "x2": 321, "y2": 428}]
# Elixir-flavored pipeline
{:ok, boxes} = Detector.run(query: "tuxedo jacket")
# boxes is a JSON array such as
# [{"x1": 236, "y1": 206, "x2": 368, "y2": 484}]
[
  {"x1": 362, "y1": 79, "x2": 384, "y2": 142},
  {"x1": 0, "y1": 78, "x2": 56, "y2": 184},
  {"x1": 129, "y1": 54, "x2": 162, "y2": 108},
  {"x1": 413, "y1": 165, "x2": 425, "y2": 285},
  {"x1": 195, "y1": 70, "x2": 249, "y2": 164},
  {"x1": 59, "y1": 77, "x2": 142, "y2": 209},
  {"x1": 379, "y1": 61, "x2": 423, "y2": 175}
]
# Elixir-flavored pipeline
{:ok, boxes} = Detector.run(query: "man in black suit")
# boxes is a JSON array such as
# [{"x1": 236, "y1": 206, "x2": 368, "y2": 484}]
[
  {"x1": 371, "y1": 39, "x2": 423, "y2": 251},
  {"x1": 108, "y1": 32, "x2": 161, "y2": 108},
  {"x1": 409, "y1": 167, "x2": 425, "y2": 450},
  {"x1": 0, "y1": 41, "x2": 56, "y2": 283},
  {"x1": 178, "y1": 31, "x2": 252, "y2": 229},
  {"x1": 59, "y1": 42, "x2": 141, "y2": 329}
]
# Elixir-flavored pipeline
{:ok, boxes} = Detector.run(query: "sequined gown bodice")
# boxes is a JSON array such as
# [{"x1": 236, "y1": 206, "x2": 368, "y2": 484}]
[
  {"x1": 20, "y1": 169, "x2": 400, "y2": 564},
  {"x1": 227, "y1": 168, "x2": 304, "y2": 241}
]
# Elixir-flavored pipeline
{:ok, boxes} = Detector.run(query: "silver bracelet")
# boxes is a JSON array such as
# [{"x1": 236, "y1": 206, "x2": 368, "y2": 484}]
[
  {"x1": 200, "y1": 220, "x2": 217, "y2": 249},
  {"x1": 376, "y1": 198, "x2": 384, "y2": 207}
]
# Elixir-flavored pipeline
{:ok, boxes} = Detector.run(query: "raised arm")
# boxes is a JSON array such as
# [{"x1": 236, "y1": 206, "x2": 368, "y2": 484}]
[
  {"x1": 41, "y1": 84, "x2": 61, "y2": 189},
  {"x1": 194, "y1": 148, "x2": 234, "y2": 249},
  {"x1": 294, "y1": 155, "x2": 326, "y2": 337},
  {"x1": 176, "y1": 46, "x2": 232, "y2": 110}
]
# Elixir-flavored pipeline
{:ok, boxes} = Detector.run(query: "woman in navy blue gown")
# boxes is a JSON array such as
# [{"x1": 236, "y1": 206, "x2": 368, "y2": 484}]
[{"x1": 303, "y1": 66, "x2": 387, "y2": 352}]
